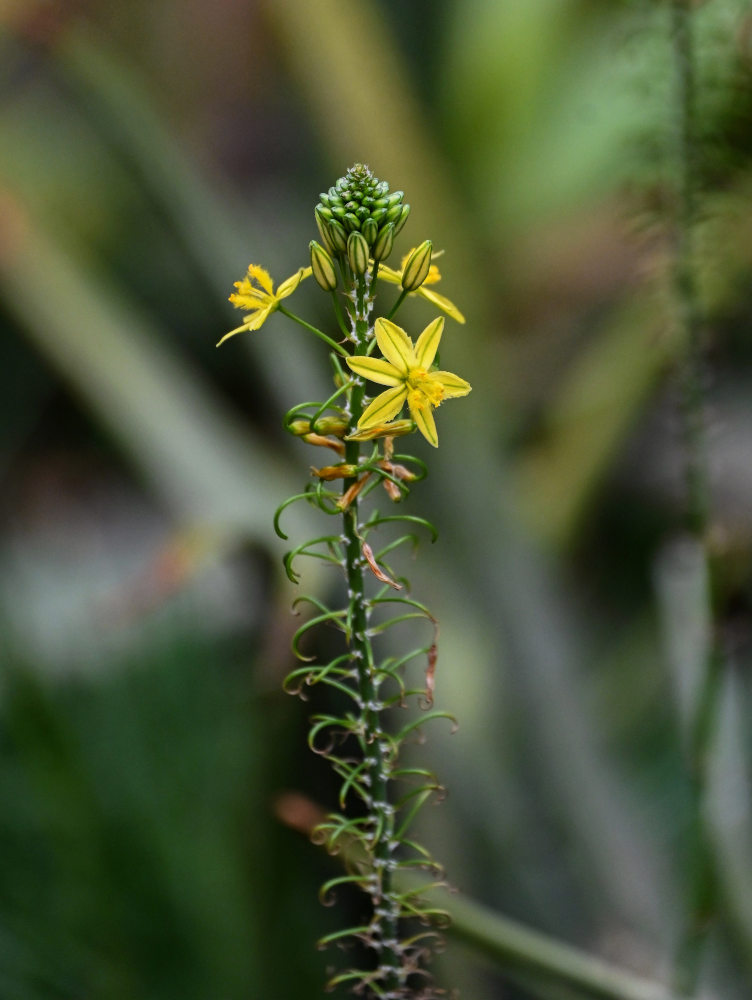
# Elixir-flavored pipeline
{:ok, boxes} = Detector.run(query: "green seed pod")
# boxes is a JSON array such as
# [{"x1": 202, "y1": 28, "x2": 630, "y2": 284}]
[
  {"x1": 372, "y1": 222, "x2": 395, "y2": 261},
  {"x1": 330, "y1": 204, "x2": 346, "y2": 220},
  {"x1": 327, "y1": 218, "x2": 348, "y2": 253},
  {"x1": 310, "y1": 240, "x2": 338, "y2": 291},
  {"x1": 347, "y1": 231, "x2": 369, "y2": 275},
  {"x1": 386, "y1": 190, "x2": 404, "y2": 206},
  {"x1": 371, "y1": 207, "x2": 387, "y2": 223},
  {"x1": 392, "y1": 204, "x2": 410, "y2": 236},
  {"x1": 361, "y1": 218, "x2": 378, "y2": 245},
  {"x1": 401, "y1": 239, "x2": 432, "y2": 291}
]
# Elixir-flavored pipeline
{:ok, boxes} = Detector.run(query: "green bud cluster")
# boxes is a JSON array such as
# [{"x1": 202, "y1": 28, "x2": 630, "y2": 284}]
[{"x1": 314, "y1": 163, "x2": 409, "y2": 263}]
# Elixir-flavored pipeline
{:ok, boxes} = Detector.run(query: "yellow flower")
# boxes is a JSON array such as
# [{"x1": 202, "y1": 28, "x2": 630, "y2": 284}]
[
  {"x1": 378, "y1": 250, "x2": 465, "y2": 323},
  {"x1": 217, "y1": 264, "x2": 311, "y2": 346},
  {"x1": 346, "y1": 317, "x2": 471, "y2": 448}
]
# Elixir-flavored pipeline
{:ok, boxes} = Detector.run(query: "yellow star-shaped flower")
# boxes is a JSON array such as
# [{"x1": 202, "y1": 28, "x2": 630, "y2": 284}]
[
  {"x1": 378, "y1": 251, "x2": 465, "y2": 324},
  {"x1": 346, "y1": 317, "x2": 471, "y2": 448},
  {"x1": 217, "y1": 264, "x2": 311, "y2": 346}
]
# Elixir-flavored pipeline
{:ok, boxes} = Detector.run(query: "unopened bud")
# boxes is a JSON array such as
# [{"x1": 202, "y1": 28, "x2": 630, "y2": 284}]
[
  {"x1": 288, "y1": 419, "x2": 312, "y2": 437},
  {"x1": 361, "y1": 217, "x2": 378, "y2": 245},
  {"x1": 342, "y1": 211, "x2": 360, "y2": 232},
  {"x1": 401, "y1": 240, "x2": 432, "y2": 291},
  {"x1": 345, "y1": 419, "x2": 415, "y2": 441},
  {"x1": 347, "y1": 231, "x2": 369, "y2": 275},
  {"x1": 327, "y1": 218, "x2": 348, "y2": 253},
  {"x1": 392, "y1": 203, "x2": 410, "y2": 236},
  {"x1": 315, "y1": 208, "x2": 337, "y2": 255},
  {"x1": 372, "y1": 222, "x2": 395, "y2": 261},
  {"x1": 312, "y1": 416, "x2": 349, "y2": 437},
  {"x1": 310, "y1": 241, "x2": 338, "y2": 291},
  {"x1": 384, "y1": 202, "x2": 403, "y2": 225},
  {"x1": 311, "y1": 463, "x2": 359, "y2": 481}
]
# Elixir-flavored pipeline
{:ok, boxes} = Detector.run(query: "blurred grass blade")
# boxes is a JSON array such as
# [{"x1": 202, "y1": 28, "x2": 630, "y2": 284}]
[
  {"x1": 46, "y1": 25, "x2": 324, "y2": 406},
  {"x1": 0, "y1": 190, "x2": 307, "y2": 546}
]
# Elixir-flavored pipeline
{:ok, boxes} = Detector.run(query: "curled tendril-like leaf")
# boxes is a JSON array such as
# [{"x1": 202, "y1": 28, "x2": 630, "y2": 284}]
[
  {"x1": 368, "y1": 612, "x2": 432, "y2": 636},
  {"x1": 308, "y1": 714, "x2": 361, "y2": 755},
  {"x1": 320, "y1": 873, "x2": 373, "y2": 907},
  {"x1": 338, "y1": 756, "x2": 372, "y2": 809},
  {"x1": 392, "y1": 711, "x2": 458, "y2": 746},
  {"x1": 374, "y1": 533, "x2": 421, "y2": 561},
  {"x1": 317, "y1": 925, "x2": 373, "y2": 949},
  {"x1": 362, "y1": 513, "x2": 439, "y2": 544},
  {"x1": 291, "y1": 607, "x2": 348, "y2": 661},
  {"x1": 394, "y1": 788, "x2": 439, "y2": 841},
  {"x1": 272, "y1": 487, "x2": 341, "y2": 540},
  {"x1": 284, "y1": 534, "x2": 344, "y2": 582},
  {"x1": 283, "y1": 653, "x2": 355, "y2": 696}
]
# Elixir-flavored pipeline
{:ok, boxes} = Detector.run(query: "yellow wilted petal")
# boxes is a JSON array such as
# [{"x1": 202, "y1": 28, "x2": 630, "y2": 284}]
[
  {"x1": 414, "y1": 317, "x2": 444, "y2": 369},
  {"x1": 374, "y1": 318, "x2": 417, "y2": 374},
  {"x1": 346, "y1": 356, "x2": 402, "y2": 387},
  {"x1": 358, "y1": 385, "x2": 408, "y2": 428}
]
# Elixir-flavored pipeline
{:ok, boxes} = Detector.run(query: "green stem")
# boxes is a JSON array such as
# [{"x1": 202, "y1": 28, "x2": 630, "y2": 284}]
[
  {"x1": 342, "y1": 272, "x2": 402, "y2": 993},
  {"x1": 669, "y1": 2, "x2": 720, "y2": 994},
  {"x1": 330, "y1": 290, "x2": 350, "y2": 338},
  {"x1": 277, "y1": 305, "x2": 348, "y2": 356},
  {"x1": 386, "y1": 287, "x2": 410, "y2": 320}
]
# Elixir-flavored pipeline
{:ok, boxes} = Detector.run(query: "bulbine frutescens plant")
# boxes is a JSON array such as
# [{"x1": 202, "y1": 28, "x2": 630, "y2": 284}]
[{"x1": 218, "y1": 164, "x2": 471, "y2": 998}]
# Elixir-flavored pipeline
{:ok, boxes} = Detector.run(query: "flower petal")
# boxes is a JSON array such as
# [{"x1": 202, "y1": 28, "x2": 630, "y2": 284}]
[
  {"x1": 418, "y1": 287, "x2": 465, "y2": 324},
  {"x1": 409, "y1": 402, "x2": 439, "y2": 447},
  {"x1": 376, "y1": 264, "x2": 401, "y2": 286},
  {"x1": 243, "y1": 306, "x2": 273, "y2": 330},
  {"x1": 414, "y1": 317, "x2": 444, "y2": 369},
  {"x1": 346, "y1": 356, "x2": 402, "y2": 386},
  {"x1": 229, "y1": 288, "x2": 267, "y2": 310},
  {"x1": 245, "y1": 264, "x2": 274, "y2": 296},
  {"x1": 430, "y1": 371, "x2": 472, "y2": 398},
  {"x1": 374, "y1": 318, "x2": 417, "y2": 374},
  {"x1": 358, "y1": 385, "x2": 408, "y2": 428},
  {"x1": 216, "y1": 322, "x2": 250, "y2": 347},
  {"x1": 277, "y1": 266, "x2": 312, "y2": 299}
]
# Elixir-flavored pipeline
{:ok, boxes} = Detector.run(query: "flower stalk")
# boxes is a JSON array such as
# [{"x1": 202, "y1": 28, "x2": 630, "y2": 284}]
[{"x1": 218, "y1": 163, "x2": 470, "y2": 998}]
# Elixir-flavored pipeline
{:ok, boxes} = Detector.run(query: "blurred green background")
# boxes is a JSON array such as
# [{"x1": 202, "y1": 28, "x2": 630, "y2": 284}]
[{"x1": 1, "y1": 0, "x2": 752, "y2": 997}]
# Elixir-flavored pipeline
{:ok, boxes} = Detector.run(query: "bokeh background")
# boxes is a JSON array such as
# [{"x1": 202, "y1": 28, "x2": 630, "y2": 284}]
[{"x1": 1, "y1": 0, "x2": 752, "y2": 997}]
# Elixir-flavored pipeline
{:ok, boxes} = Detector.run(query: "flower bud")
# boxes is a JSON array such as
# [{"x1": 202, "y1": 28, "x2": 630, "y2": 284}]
[
  {"x1": 288, "y1": 418, "x2": 312, "y2": 436},
  {"x1": 384, "y1": 202, "x2": 403, "y2": 225},
  {"x1": 342, "y1": 211, "x2": 360, "y2": 232},
  {"x1": 310, "y1": 240, "x2": 338, "y2": 291},
  {"x1": 311, "y1": 415, "x2": 349, "y2": 437},
  {"x1": 401, "y1": 240, "x2": 432, "y2": 291},
  {"x1": 372, "y1": 222, "x2": 395, "y2": 261},
  {"x1": 346, "y1": 419, "x2": 415, "y2": 441},
  {"x1": 327, "y1": 218, "x2": 348, "y2": 253},
  {"x1": 392, "y1": 203, "x2": 410, "y2": 236},
  {"x1": 361, "y1": 217, "x2": 378, "y2": 245},
  {"x1": 312, "y1": 463, "x2": 359, "y2": 481},
  {"x1": 347, "y1": 231, "x2": 369, "y2": 275},
  {"x1": 315, "y1": 208, "x2": 337, "y2": 255}
]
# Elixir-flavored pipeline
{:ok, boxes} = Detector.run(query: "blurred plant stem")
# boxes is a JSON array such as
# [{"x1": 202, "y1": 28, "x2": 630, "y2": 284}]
[{"x1": 669, "y1": 2, "x2": 722, "y2": 994}]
